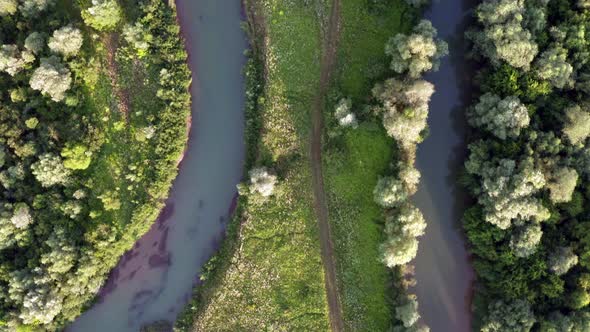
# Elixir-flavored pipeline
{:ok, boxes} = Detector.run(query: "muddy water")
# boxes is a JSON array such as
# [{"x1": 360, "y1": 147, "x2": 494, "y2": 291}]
[
  {"x1": 69, "y1": 1, "x2": 247, "y2": 331},
  {"x1": 411, "y1": 0, "x2": 476, "y2": 331}
]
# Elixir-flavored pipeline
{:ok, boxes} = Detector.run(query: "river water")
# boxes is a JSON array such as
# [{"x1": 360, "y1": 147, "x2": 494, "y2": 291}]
[
  {"x1": 69, "y1": 1, "x2": 247, "y2": 330},
  {"x1": 411, "y1": 0, "x2": 476, "y2": 331}
]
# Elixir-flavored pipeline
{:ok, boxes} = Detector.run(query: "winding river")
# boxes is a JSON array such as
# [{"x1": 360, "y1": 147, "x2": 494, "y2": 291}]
[
  {"x1": 69, "y1": 1, "x2": 247, "y2": 330},
  {"x1": 411, "y1": 0, "x2": 476, "y2": 331}
]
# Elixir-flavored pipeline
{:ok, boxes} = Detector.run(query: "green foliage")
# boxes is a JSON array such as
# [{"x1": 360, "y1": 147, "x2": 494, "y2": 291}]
[
  {"x1": 0, "y1": 0, "x2": 17, "y2": 15},
  {"x1": 386, "y1": 19, "x2": 448, "y2": 78},
  {"x1": 481, "y1": 299, "x2": 536, "y2": 332},
  {"x1": 0, "y1": 0, "x2": 191, "y2": 329},
  {"x1": 81, "y1": 0, "x2": 122, "y2": 31},
  {"x1": 61, "y1": 144, "x2": 91, "y2": 170},
  {"x1": 48, "y1": 26, "x2": 83, "y2": 57},
  {"x1": 470, "y1": 0, "x2": 539, "y2": 69},
  {"x1": 465, "y1": 0, "x2": 590, "y2": 326},
  {"x1": 468, "y1": 92, "x2": 530, "y2": 139}
]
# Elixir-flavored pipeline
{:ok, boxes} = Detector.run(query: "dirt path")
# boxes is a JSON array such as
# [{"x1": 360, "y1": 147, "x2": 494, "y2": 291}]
[
  {"x1": 310, "y1": 0, "x2": 343, "y2": 331},
  {"x1": 104, "y1": 33, "x2": 130, "y2": 122}
]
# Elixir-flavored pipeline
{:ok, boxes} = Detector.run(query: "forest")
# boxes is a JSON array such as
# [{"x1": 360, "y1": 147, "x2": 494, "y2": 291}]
[
  {"x1": 0, "y1": 0, "x2": 190, "y2": 330},
  {"x1": 463, "y1": 0, "x2": 590, "y2": 329}
]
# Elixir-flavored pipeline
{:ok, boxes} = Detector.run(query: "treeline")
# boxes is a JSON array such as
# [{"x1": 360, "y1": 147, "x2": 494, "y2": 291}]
[
  {"x1": 463, "y1": 0, "x2": 590, "y2": 329},
  {"x1": 0, "y1": 0, "x2": 190, "y2": 330}
]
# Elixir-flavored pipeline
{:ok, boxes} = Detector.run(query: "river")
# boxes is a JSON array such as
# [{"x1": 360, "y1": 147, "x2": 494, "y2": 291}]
[
  {"x1": 411, "y1": 0, "x2": 476, "y2": 331},
  {"x1": 69, "y1": 1, "x2": 247, "y2": 330}
]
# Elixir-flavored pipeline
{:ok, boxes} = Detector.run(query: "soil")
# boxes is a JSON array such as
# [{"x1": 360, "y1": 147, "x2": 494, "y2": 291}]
[
  {"x1": 309, "y1": 0, "x2": 344, "y2": 331},
  {"x1": 104, "y1": 33, "x2": 130, "y2": 122}
]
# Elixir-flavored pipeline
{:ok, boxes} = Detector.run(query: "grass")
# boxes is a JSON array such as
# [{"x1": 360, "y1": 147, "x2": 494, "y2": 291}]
[
  {"x1": 325, "y1": 123, "x2": 395, "y2": 331},
  {"x1": 322, "y1": 0, "x2": 415, "y2": 330},
  {"x1": 189, "y1": 0, "x2": 331, "y2": 330},
  {"x1": 337, "y1": 0, "x2": 415, "y2": 101}
]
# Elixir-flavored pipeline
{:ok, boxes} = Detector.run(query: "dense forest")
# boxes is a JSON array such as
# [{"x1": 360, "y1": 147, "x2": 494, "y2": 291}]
[
  {"x1": 0, "y1": 0, "x2": 190, "y2": 330},
  {"x1": 463, "y1": 0, "x2": 590, "y2": 329}
]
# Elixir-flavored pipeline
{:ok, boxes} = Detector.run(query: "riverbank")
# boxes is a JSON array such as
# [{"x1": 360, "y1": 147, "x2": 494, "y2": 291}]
[
  {"x1": 0, "y1": 0, "x2": 194, "y2": 329},
  {"x1": 69, "y1": 0, "x2": 246, "y2": 330}
]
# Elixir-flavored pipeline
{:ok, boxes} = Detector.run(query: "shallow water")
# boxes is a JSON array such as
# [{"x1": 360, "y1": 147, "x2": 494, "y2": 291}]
[
  {"x1": 69, "y1": 1, "x2": 247, "y2": 330},
  {"x1": 411, "y1": 0, "x2": 476, "y2": 331}
]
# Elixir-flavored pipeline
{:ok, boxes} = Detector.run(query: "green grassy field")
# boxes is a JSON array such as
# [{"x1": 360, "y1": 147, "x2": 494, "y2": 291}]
[
  {"x1": 189, "y1": 0, "x2": 331, "y2": 330},
  {"x1": 323, "y1": 0, "x2": 415, "y2": 330}
]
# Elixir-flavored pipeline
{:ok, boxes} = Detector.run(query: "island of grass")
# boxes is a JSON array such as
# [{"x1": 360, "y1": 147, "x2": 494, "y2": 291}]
[{"x1": 0, "y1": 0, "x2": 190, "y2": 329}]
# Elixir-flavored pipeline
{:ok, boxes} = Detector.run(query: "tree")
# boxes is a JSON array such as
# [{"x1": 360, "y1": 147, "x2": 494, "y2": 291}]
[
  {"x1": 98, "y1": 190, "x2": 120, "y2": 211},
  {"x1": 29, "y1": 56, "x2": 72, "y2": 102},
  {"x1": 548, "y1": 246, "x2": 578, "y2": 276},
  {"x1": 395, "y1": 297, "x2": 421, "y2": 327},
  {"x1": 510, "y1": 223, "x2": 543, "y2": 258},
  {"x1": 249, "y1": 167, "x2": 277, "y2": 197},
  {"x1": 535, "y1": 44, "x2": 574, "y2": 89},
  {"x1": 470, "y1": 0, "x2": 538, "y2": 69},
  {"x1": 8, "y1": 269, "x2": 64, "y2": 325},
  {"x1": 334, "y1": 98, "x2": 357, "y2": 128},
  {"x1": 563, "y1": 105, "x2": 590, "y2": 146},
  {"x1": 399, "y1": 163, "x2": 421, "y2": 195},
  {"x1": 0, "y1": 45, "x2": 33, "y2": 76},
  {"x1": 31, "y1": 153, "x2": 70, "y2": 187},
  {"x1": 380, "y1": 204, "x2": 426, "y2": 267},
  {"x1": 465, "y1": 150, "x2": 549, "y2": 229},
  {"x1": 25, "y1": 32, "x2": 44, "y2": 54},
  {"x1": 82, "y1": 0, "x2": 122, "y2": 31},
  {"x1": 481, "y1": 299, "x2": 536, "y2": 332},
  {"x1": 467, "y1": 93, "x2": 530, "y2": 139},
  {"x1": 11, "y1": 203, "x2": 33, "y2": 229},
  {"x1": 19, "y1": 0, "x2": 54, "y2": 17},
  {"x1": 372, "y1": 78, "x2": 434, "y2": 148},
  {"x1": 385, "y1": 204, "x2": 427, "y2": 238},
  {"x1": 524, "y1": 0, "x2": 548, "y2": 36},
  {"x1": 374, "y1": 176, "x2": 407, "y2": 208},
  {"x1": 0, "y1": 144, "x2": 5, "y2": 168},
  {"x1": 386, "y1": 20, "x2": 448, "y2": 78},
  {"x1": 0, "y1": 216, "x2": 17, "y2": 250},
  {"x1": 40, "y1": 229, "x2": 77, "y2": 277},
  {"x1": 48, "y1": 26, "x2": 83, "y2": 57},
  {"x1": 0, "y1": 0, "x2": 17, "y2": 15},
  {"x1": 567, "y1": 289, "x2": 590, "y2": 310},
  {"x1": 546, "y1": 167, "x2": 578, "y2": 203},
  {"x1": 539, "y1": 311, "x2": 590, "y2": 332},
  {"x1": 123, "y1": 22, "x2": 152, "y2": 57},
  {"x1": 61, "y1": 144, "x2": 92, "y2": 170},
  {"x1": 380, "y1": 233, "x2": 419, "y2": 267}
]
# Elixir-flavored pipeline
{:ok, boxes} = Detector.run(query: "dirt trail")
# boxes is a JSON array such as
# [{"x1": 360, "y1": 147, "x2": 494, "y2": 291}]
[
  {"x1": 104, "y1": 33, "x2": 130, "y2": 122},
  {"x1": 310, "y1": 0, "x2": 343, "y2": 331}
]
